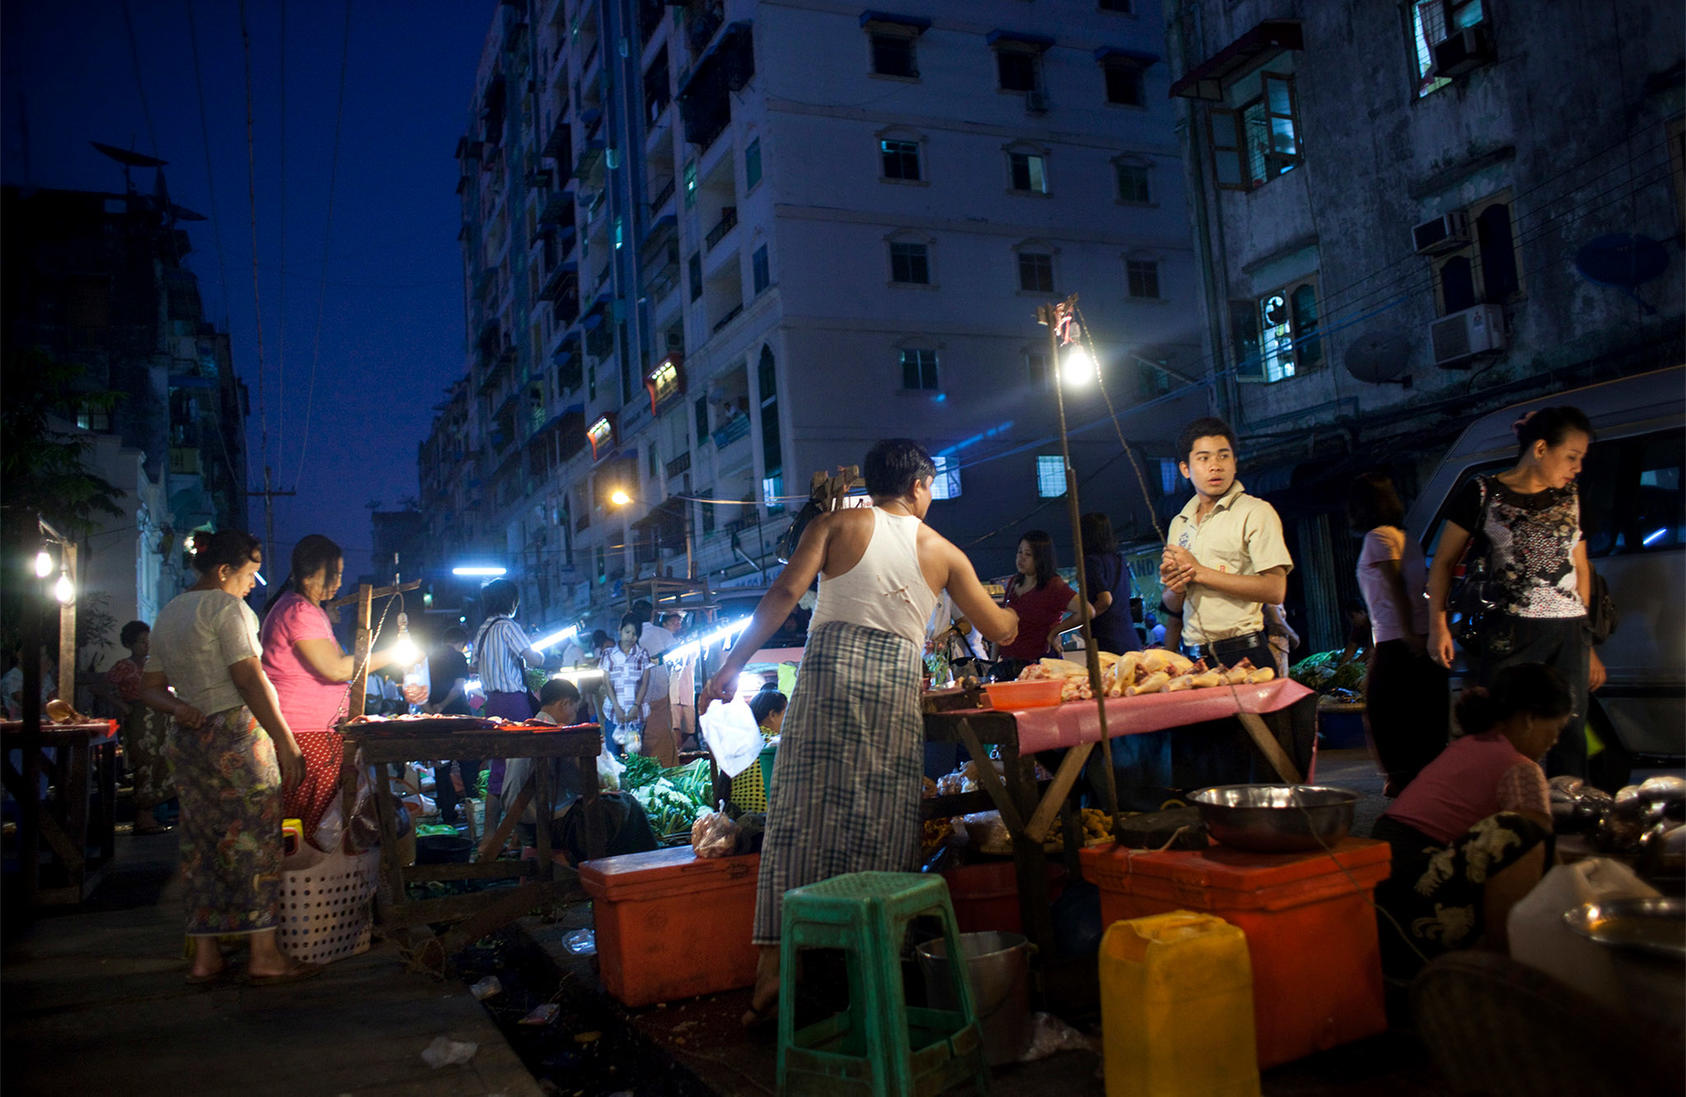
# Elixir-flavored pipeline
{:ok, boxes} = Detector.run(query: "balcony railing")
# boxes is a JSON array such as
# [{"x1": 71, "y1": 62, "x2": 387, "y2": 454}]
[
  {"x1": 710, "y1": 411, "x2": 750, "y2": 448},
  {"x1": 711, "y1": 303, "x2": 743, "y2": 333},
  {"x1": 704, "y1": 206, "x2": 738, "y2": 251}
]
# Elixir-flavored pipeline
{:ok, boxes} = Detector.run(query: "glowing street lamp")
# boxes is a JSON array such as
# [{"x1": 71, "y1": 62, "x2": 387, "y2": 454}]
[
  {"x1": 451, "y1": 565, "x2": 508, "y2": 577},
  {"x1": 610, "y1": 489, "x2": 694, "y2": 579},
  {"x1": 1059, "y1": 343, "x2": 1099, "y2": 387}
]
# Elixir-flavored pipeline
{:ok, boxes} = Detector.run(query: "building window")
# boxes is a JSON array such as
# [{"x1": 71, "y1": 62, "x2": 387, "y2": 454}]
[
  {"x1": 871, "y1": 32, "x2": 918, "y2": 78},
  {"x1": 1018, "y1": 252, "x2": 1054, "y2": 293},
  {"x1": 76, "y1": 407, "x2": 111, "y2": 432},
  {"x1": 1234, "y1": 276, "x2": 1321, "y2": 383},
  {"x1": 1435, "y1": 197, "x2": 1520, "y2": 314},
  {"x1": 1115, "y1": 161, "x2": 1151, "y2": 203},
  {"x1": 900, "y1": 348, "x2": 938, "y2": 390},
  {"x1": 694, "y1": 393, "x2": 709, "y2": 440},
  {"x1": 745, "y1": 138, "x2": 762, "y2": 189},
  {"x1": 758, "y1": 344, "x2": 782, "y2": 513},
  {"x1": 1126, "y1": 259, "x2": 1160, "y2": 299},
  {"x1": 931, "y1": 454, "x2": 962, "y2": 500},
  {"x1": 683, "y1": 161, "x2": 697, "y2": 207},
  {"x1": 1099, "y1": 0, "x2": 1133, "y2": 11},
  {"x1": 1209, "y1": 72, "x2": 1300, "y2": 190},
  {"x1": 1412, "y1": 0, "x2": 1485, "y2": 97},
  {"x1": 1103, "y1": 61, "x2": 1145, "y2": 105},
  {"x1": 1036, "y1": 455, "x2": 1066, "y2": 498},
  {"x1": 889, "y1": 241, "x2": 931, "y2": 284},
  {"x1": 880, "y1": 138, "x2": 921, "y2": 181},
  {"x1": 687, "y1": 251, "x2": 702, "y2": 301},
  {"x1": 1026, "y1": 351, "x2": 1049, "y2": 388},
  {"x1": 996, "y1": 48, "x2": 1040, "y2": 93},
  {"x1": 752, "y1": 244, "x2": 770, "y2": 294},
  {"x1": 1008, "y1": 151, "x2": 1048, "y2": 194}
]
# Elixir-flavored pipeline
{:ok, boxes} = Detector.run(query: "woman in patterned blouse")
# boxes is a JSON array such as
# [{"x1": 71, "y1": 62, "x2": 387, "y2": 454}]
[{"x1": 1426, "y1": 406, "x2": 1606, "y2": 778}]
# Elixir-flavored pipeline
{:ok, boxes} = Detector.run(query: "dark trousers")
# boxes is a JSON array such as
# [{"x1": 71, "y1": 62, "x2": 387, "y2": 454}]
[
  {"x1": 1365, "y1": 639, "x2": 1449, "y2": 795},
  {"x1": 434, "y1": 759, "x2": 482, "y2": 823},
  {"x1": 1473, "y1": 615, "x2": 1590, "y2": 779}
]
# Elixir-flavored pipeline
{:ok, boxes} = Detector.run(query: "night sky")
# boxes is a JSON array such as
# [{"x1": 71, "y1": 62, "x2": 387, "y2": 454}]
[{"x1": 2, "y1": 0, "x2": 497, "y2": 578}]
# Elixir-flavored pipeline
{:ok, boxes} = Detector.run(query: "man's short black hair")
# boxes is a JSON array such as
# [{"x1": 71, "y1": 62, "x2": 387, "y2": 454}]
[
  {"x1": 481, "y1": 578, "x2": 520, "y2": 618},
  {"x1": 863, "y1": 438, "x2": 937, "y2": 498},
  {"x1": 1176, "y1": 417, "x2": 1238, "y2": 464},
  {"x1": 442, "y1": 625, "x2": 469, "y2": 646},
  {"x1": 539, "y1": 677, "x2": 581, "y2": 707}
]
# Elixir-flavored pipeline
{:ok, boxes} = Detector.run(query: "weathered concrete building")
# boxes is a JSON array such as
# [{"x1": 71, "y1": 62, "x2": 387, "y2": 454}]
[{"x1": 1164, "y1": 0, "x2": 1684, "y2": 646}]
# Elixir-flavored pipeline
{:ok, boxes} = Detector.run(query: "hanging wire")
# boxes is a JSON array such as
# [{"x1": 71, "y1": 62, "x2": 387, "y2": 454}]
[
  {"x1": 293, "y1": 0, "x2": 354, "y2": 489},
  {"x1": 184, "y1": 0, "x2": 234, "y2": 327},
  {"x1": 119, "y1": 0, "x2": 160, "y2": 156},
  {"x1": 236, "y1": 0, "x2": 272, "y2": 489}
]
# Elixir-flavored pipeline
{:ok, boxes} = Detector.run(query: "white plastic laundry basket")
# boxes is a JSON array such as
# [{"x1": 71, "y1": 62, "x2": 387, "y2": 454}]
[{"x1": 277, "y1": 845, "x2": 381, "y2": 965}]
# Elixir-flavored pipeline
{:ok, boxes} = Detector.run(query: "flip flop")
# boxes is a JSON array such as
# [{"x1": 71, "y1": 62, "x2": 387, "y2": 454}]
[
  {"x1": 740, "y1": 1002, "x2": 778, "y2": 1030},
  {"x1": 185, "y1": 968, "x2": 229, "y2": 986},
  {"x1": 134, "y1": 824, "x2": 174, "y2": 836},
  {"x1": 242, "y1": 963, "x2": 325, "y2": 987}
]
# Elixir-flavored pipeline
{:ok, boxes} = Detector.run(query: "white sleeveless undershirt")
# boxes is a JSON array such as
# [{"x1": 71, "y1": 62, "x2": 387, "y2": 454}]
[{"x1": 809, "y1": 508, "x2": 937, "y2": 648}]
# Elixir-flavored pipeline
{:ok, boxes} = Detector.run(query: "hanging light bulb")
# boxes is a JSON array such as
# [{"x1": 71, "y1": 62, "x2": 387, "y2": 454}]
[
  {"x1": 54, "y1": 570, "x2": 75, "y2": 605},
  {"x1": 34, "y1": 549, "x2": 53, "y2": 578},
  {"x1": 1060, "y1": 343, "x2": 1098, "y2": 387},
  {"x1": 389, "y1": 612, "x2": 421, "y2": 666}
]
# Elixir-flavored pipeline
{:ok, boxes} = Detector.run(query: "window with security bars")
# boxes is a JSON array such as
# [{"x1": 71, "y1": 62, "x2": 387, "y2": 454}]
[
  {"x1": 1126, "y1": 259, "x2": 1160, "y2": 299},
  {"x1": 880, "y1": 138, "x2": 921, "y2": 181},
  {"x1": 1116, "y1": 162, "x2": 1151, "y2": 203},
  {"x1": 1412, "y1": 0, "x2": 1484, "y2": 96},
  {"x1": 1018, "y1": 252, "x2": 1054, "y2": 293},
  {"x1": 1104, "y1": 61, "x2": 1145, "y2": 105},
  {"x1": 931, "y1": 455, "x2": 962, "y2": 500},
  {"x1": 900, "y1": 348, "x2": 938, "y2": 390},
  {"x1": 1208, "y1": 72, "x2": 1300, "y2": 190},
  {"x1": 890, "y1": 241, "x2": 930, "y2": 284},
  {"x1": 1036, "y1": 455, "x2": 1066, "y2": 497}
]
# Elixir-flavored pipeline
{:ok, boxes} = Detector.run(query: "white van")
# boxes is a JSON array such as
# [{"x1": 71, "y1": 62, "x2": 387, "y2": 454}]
[{"x1": 1407, "y1": 365, "x2": 1685, "y2": 783}]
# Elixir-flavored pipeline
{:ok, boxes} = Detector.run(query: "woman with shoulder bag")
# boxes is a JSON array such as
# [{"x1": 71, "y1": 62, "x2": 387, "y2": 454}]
[{"x1": 1425, "y1": 406, "x2": 1607, "y2": 778}]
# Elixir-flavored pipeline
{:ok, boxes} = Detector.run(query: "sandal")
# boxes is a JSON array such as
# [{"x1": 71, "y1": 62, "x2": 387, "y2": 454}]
[
  {"x1": 134, "y1": 823, "x2": 174, "y2": 836},
  {"x1": 186, "y1": 968, "x2": 229, "y2": 986}
]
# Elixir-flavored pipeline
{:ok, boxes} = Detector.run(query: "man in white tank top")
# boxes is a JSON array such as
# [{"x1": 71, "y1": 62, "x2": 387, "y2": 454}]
[{"x1": 703, "y1": 439, "x2": 1018, "y2": 1026}]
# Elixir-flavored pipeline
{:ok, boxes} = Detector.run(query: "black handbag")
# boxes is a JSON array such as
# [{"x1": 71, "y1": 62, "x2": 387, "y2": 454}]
[
  {"x1": 1447, "y1": 478, "x2": 1496, "y2": 647},
  {"x1": 1586, "y1": 570, "x2": 1618, "y2": 645}
]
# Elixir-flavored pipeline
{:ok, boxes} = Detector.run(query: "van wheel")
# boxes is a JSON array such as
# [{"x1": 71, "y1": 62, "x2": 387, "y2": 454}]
[{"x1": 1585, "y1": 696, "x2": 1632, "y2": 792}]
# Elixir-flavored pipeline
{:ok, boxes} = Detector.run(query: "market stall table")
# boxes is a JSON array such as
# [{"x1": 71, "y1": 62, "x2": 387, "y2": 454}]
[
  {"x1": 336, "y1": 718, "x2": 605, "y2": 959},
  {"x1": 921, "y1": 678, "x2": 1317, "y2": 953},
  {"x1": 2, "y1": 719, "x2": 119, "y2": 906}
]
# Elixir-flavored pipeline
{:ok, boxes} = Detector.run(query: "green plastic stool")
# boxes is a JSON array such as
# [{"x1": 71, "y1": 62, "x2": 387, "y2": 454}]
[{"x1": 777, "y1": 871, "x2": 990, "y2": 1097}]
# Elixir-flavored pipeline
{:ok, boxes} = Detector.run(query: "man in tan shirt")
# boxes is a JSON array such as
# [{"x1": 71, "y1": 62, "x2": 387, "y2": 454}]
[{"x1": 1159, "y1": 417, "x2": 1294, "y2": 670}]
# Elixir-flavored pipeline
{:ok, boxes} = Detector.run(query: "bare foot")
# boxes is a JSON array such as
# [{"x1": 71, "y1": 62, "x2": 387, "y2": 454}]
[{"x1": 741, "y1": 977, "x2": 779, "y2": 1028}]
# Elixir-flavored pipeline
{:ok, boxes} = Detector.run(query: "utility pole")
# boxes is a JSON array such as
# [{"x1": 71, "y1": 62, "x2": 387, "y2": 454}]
[{"x1": 247, "y1": 467, "x2": 296, "y2": 572}]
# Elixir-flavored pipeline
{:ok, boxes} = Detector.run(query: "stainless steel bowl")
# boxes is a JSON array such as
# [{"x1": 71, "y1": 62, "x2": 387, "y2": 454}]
[
  {"x1": 1563, "y1": 897, "x2": 1686, "y2": 960},
  {"x1": 1188, "y1": 784, "x2": 1359, "y2": 853}
]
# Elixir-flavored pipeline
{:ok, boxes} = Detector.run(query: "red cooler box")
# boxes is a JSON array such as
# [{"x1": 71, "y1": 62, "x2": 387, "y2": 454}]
[
  {"x1": 942, "y1": 861, "x2": 1067, "y2": 935},
  {"x1": 1080, "y1": 837, "x2": 1391, "y2": 1068},
  {"x1": 579, "y1": 846, "x2": 760, "y2": 1006}
]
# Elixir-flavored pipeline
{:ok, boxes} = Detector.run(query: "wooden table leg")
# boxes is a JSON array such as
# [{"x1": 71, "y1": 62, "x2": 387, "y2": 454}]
[
  {"x1": 371, "y1": 771, "x2": 407, "y2": 918},
  {"x1": 577, "y1": 754, "x2": 605, "y2": 860},
  {"x1": 533, "y1": 760, "x2": 553, "y2": 881},
  {"x1": 1237, "y1": 712, "x2": 1303, "y2": 784},
  {"x1": 1000, "y1": 740, "x2": 1056, "y2": 956}
]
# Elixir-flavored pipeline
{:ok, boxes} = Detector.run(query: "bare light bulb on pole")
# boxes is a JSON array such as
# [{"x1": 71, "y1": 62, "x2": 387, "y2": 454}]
[
  {"x1": 54, "y1": 571, "x2": 75, "y2": 605},
  {"x1": 1060, "y1": 343, "x2": 1098, "y2": 387},
  {"x1": 34, "y1": 549, "x2": 53, "y2": 578}
]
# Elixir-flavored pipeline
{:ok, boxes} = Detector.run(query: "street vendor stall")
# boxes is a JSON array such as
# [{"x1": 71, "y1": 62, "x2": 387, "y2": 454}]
[
  {"x1": 2, "y1": 718, "x2": 119, "y2": 905},
  {"x1": 337, "y1": 716, "x2": 606, "y2": 960},
  {"x1": 921, "y1": 677, "x2": 1317, "y2": 954}
]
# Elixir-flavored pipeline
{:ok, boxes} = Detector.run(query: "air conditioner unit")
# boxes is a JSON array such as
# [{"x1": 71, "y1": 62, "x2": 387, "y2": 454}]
[
  {"x1": 1412, "y1": 210, "x2": 1470, "y2": 255},
  {"x1": 1025, "y1": 89, "x2": 1049, "y2": 113},
  {"x1": 1430, "y1": 304, "x2": 1506, "y2": 368},
  {"x1": 1431, "y1": 24, "x2": 1495, "y2": 79}
]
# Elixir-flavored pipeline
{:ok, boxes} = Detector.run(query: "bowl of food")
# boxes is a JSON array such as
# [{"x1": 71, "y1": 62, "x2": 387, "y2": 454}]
[
  {"x1": 982, "y1": 679, "x2": 1065, "y2": 710},
  {"x1": 1188, "y1": 784, "x2": 1359, "y2": 853}
]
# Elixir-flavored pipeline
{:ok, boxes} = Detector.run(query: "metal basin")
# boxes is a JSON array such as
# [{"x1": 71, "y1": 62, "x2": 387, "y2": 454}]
[
  {"x1": 1563, "y1": 897, "x2": 1686, "y2": 960},
  {"x1": 1188, "y1": 784, "x2": 1359, "y2": 853}
]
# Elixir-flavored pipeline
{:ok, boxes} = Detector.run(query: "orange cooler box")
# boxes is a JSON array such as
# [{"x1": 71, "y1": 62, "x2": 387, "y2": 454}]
[
  {"x1": 579, "y1": 845, "x2": 760, "y2": 1006},
  {"x1": 1079, "y1": 837, "x2": 1391, "y2": 1069}
]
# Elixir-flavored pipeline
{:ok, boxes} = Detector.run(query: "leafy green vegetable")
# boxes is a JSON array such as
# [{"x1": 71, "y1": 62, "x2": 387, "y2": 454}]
[{"x1": 621, "y1": 756, "x2": 718, "y2": 836}]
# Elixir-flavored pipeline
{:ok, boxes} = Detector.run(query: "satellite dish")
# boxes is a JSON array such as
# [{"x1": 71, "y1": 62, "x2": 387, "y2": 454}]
[
  {"x1": 169, "y1": 204, "x2": 208, "y2": 222},
  {"x1": 1575, "y1": 233, "x2": 1667, "y2": 288},
  {"x1": 1344, "y1": 325, "x2": 1413, "y2": 384}
]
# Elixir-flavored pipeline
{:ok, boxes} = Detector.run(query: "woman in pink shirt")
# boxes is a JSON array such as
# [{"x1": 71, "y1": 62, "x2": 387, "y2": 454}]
[
  {"x1": 260, "y1": 535, "x2": 409, "y2": 851},
  {"x1": 1370, "y1": 662, "x2": 1567, "y2": 976}
]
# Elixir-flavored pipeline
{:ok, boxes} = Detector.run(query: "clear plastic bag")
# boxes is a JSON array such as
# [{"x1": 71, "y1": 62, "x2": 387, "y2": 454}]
[
  {"x1": 699, "y1": 696, "x2": 763, "y2": 778},
  {"x1": 691, "y1": 804, "x2": 740, "y2": 858}
]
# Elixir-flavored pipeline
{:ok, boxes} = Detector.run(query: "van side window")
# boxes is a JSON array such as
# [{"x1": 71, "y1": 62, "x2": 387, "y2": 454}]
[{"x1": 1579, "y1": 429, "x2": 1685, "y2": 558}]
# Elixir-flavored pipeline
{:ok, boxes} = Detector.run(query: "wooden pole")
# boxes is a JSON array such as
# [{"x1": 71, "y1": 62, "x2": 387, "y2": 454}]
[{"x1": 324, "y1": 579, "x2": 420, "y2": 720}]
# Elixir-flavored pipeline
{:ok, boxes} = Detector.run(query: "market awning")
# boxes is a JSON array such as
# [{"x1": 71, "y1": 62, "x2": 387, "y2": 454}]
[{"x1": 1168, "y1": 19, "x2": 1303, "y2": 100}]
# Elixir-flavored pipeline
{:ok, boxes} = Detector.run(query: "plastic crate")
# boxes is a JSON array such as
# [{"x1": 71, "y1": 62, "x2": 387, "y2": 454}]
[{"x1": 277, "y1": 845, "x2": 381, "y2": 965}]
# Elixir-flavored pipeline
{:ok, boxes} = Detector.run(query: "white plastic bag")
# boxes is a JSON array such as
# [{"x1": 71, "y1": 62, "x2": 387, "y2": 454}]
[
  {"x1": 699, "y1": 695, "x2": 763, "y2": 778},
  {"x1": 596, "y1": 746, "x2": 625, "y2": 791}
]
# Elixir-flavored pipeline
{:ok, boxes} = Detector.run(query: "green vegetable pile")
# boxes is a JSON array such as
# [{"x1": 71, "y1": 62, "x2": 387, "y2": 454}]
[
  {"x1": 623, "y1": 756, "x2": 715, "y2": 838},
  {"x1": 1289, "y1": 650, "x2": 1366, "y2": 702}
]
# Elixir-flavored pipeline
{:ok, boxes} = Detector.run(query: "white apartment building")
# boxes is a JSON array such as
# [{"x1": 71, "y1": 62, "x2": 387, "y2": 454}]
[{"x1": 423, "y1": 0, "x2": 1206, "y2": 633}]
